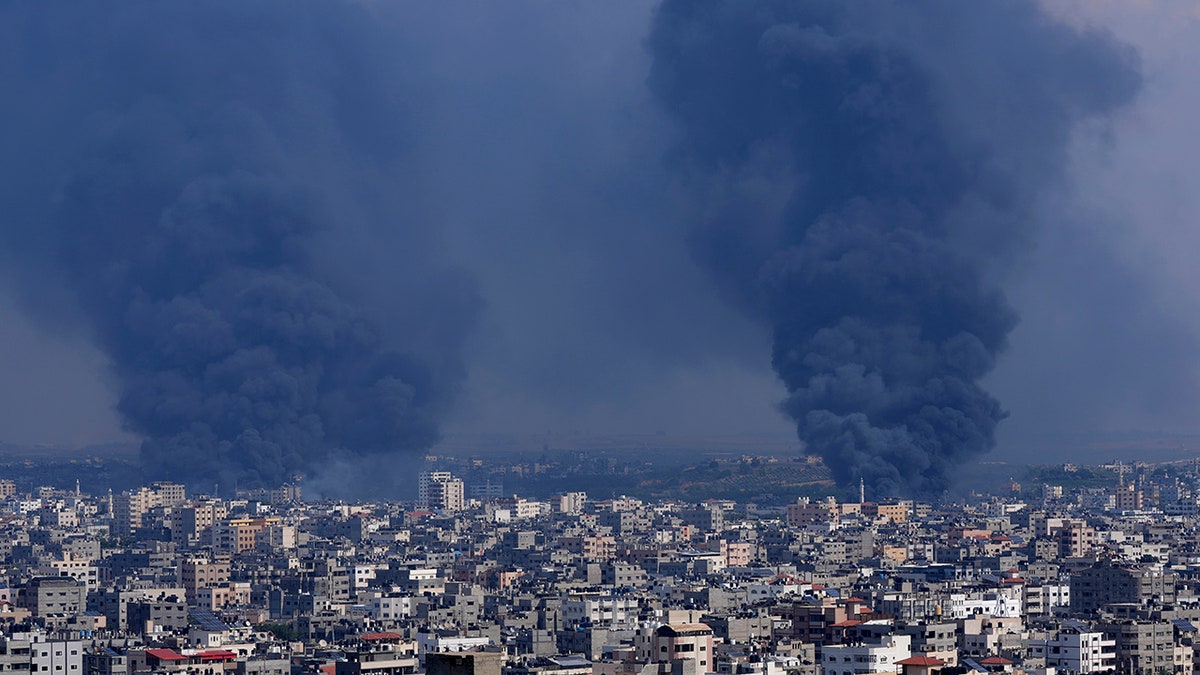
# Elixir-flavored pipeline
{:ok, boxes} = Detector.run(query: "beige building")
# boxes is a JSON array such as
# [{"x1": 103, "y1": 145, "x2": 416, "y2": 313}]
[
  {"x1": 1053, "y1": 519, "x2": 1097, "y2": 558},
  {"x1": 113, "y1": 482, "x2": 187, "y2": 536},
  {"x1": 195, "y1": 581, "x2": 252, "y2": 610},
  {"x1": 173, "y1": 499, "x2": 227, "y2": 547},
  {"x1": 180, "y1": 557, "x2": 231, "y2": 602},
  {"x1": 262, "y1": 523, "x2": 298, "y2": 551},
  {"x1": 1113, "y1": 483, "x2": 1144, "y2": 510},
  {"x1": 787, "y1": 497, "x2": 839, "y2": 526},
  {"x1": 45, "y1": 554, "x2": 99, "y2": 590},
  {"x1": 425, "y1": 651, "x2": 499, "y2": 675},
  {"x1": 558, "y1": 535, "x2": 616, "y2": 562},
  {"x1": 151, "y1": 481, "x2": 186, "y2": 507},
  {"x1": 863, "y1": 501, "x2": 909, "y2": 524},
  {"x1": 112, "y1": 487, "x2": 156, "y2": 537},
  {"x1": 638, "y1": 624, "x2": 714, "y2": 670},
  {"x1": 552, "y1": 492, "x2": 588, "y2": 514},
  {"x1": 213, "y1": 516, "x2": 280, "y2": 554},
  {"x1": 418, "y1": 472, "x2": 465, "y2": 512}
]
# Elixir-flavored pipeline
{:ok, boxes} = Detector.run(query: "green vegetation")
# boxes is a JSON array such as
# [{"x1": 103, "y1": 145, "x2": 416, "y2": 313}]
[
  {"x1": 256, "y1": 622, "x2": 300, "y2": 641},
  {"x1": 505, "y1": 456, "x2": 833, "y2": 505},
  {"x1": 1022, "y1": 464, "x2": 1118, "y2": 491}
]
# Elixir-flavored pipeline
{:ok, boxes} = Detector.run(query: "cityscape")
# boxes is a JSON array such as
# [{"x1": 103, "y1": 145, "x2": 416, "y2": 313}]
[
  {"x1": 2, "y1": 2, "x2": 1199, "y2": 675},
  {"x1": 0, "y1": 451, "x2": 1197, "y2": 675}
]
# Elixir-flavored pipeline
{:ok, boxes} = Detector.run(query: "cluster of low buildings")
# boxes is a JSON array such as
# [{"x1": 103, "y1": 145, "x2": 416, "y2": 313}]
[{"x1": 0, "y1": 466, "x2": 1198, "y2": 675}]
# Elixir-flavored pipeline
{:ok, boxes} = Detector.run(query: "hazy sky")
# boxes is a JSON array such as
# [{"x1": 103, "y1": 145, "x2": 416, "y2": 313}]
[
  {"x1": 0, "y1": 0, "x2": 1197, "y2": 467},
  {"x1": 987, "y1": 0, "x2": 1200, "y2": 453}
]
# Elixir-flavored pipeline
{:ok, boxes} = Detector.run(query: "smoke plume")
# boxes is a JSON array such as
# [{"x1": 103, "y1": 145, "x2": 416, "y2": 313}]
[
  {"x1": 648, "y1": 0, "x2": 1141, "y2": 497},
  {"x1": 0, "y1": 2, "x2": 474, "y2": 489}
]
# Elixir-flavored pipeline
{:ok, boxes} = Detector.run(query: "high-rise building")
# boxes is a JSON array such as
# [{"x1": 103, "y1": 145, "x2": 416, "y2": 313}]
[
  {"x1": 151, "y1": 481, "x2": 186, "y2": 507},
  {"x1": 172, "y1": 499, "x2": 228, "y2": 548},
  {"x1": 113, "y1": 482, "x2": 187, "y2": 537},
  {"x1": 18, "y1": 577, "x2": 86, "y2": 617},
  {"x1": 1027, "y1": 630, "x2": 1116, "y2": 674},
  {"x1": 180, "y1": 557, "x2": 231, "y2": 602},
  {"x1": 552, "y1": 491, "x2": 588, "y2": 515},
  {"x1": 418, "y1": 472, "x2": 465, "y2": 512},
  {"x1": 112, "y1": 487, "x2": 157, "y2": 537},
  {"x1": 1070, "y1": 560, "x2": 1176, "y2": 613}
]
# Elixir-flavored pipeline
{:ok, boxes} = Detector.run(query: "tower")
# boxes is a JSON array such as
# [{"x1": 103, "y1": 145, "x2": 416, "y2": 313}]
[{"x1": 418, "y1": 471, "x2": 465, "y2": 512}]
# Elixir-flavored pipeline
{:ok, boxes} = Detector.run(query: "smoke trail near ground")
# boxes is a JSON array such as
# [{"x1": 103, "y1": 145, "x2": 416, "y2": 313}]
[
  {"x1": 648, "y1": 0, "x2": 1141, "y2": 497},
  {"x1": 0, "y1": 2, "x2": 474, "y2": 489}
]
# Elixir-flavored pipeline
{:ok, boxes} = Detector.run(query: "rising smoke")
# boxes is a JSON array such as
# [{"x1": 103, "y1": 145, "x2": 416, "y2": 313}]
[
  {"x1": 0, "y1": 2, "x2": 474, "y2": 490},
  {"x1": 648, "y1": 0, "x2": 1142, "y2": 497},
  {"x1": 0, "y1": 1, "x2": 1154, "y2": 499}
]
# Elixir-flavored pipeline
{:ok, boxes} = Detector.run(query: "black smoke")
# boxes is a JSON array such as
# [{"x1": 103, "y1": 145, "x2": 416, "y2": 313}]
[
  {"x1": 648, "y1": 1, "x2": 1141, "y2": 497},
  {"x1": 0, "y1": 2, "x2": 474, "y2": 490}
]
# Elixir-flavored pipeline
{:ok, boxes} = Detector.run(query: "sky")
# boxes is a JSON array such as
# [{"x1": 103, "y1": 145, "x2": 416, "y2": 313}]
[
  {"x1": 0, "y1": 0, "x2": 1197, "y2": 475},
  {"x1": 987, "y1": 0, "x2": 1200, "y2": 453}
]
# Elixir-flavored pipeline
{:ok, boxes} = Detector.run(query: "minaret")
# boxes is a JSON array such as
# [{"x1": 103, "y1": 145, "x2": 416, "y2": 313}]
[{"x1": 859, "y1": 477, "x2": 866, "y2": 504}]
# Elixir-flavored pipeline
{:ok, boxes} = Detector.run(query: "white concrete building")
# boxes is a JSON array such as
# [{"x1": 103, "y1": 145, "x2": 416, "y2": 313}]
[
  {"x1": 368, "y1": 593, "x2": 414, "y2": 622},
  {"x1": 821, "y1": 634, "x2": 911, "y2": 675},
  {"x1": 1026, "y1": 630, "x2": 1115, "y2": 674},
  {"x1": 417, "y1": 472, "x2": 464, "y2": 512},
  {"x1": 562, "y1": 593, "x2": 639, "y2": 628},
  {"x1": 30, "y1": 637, "x2": 85, "y2": 675}
]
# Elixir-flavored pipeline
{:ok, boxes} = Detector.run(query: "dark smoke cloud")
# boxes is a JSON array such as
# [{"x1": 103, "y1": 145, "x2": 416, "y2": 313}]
[
  {"x1": 0, "y1": 2, "x2": 474, "y2": 490},
  {"x1": 648, "y1": 0, "x2": 1141, "y2": 497},
  {"x1": 3, "y1": 0, "x2": 1189, "y2": 499}
]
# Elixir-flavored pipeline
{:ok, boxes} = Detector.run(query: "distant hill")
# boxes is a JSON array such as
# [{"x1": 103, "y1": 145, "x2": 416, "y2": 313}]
[{"x1": 0, "y1": 440, "x2": 138, "y2": 459}]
